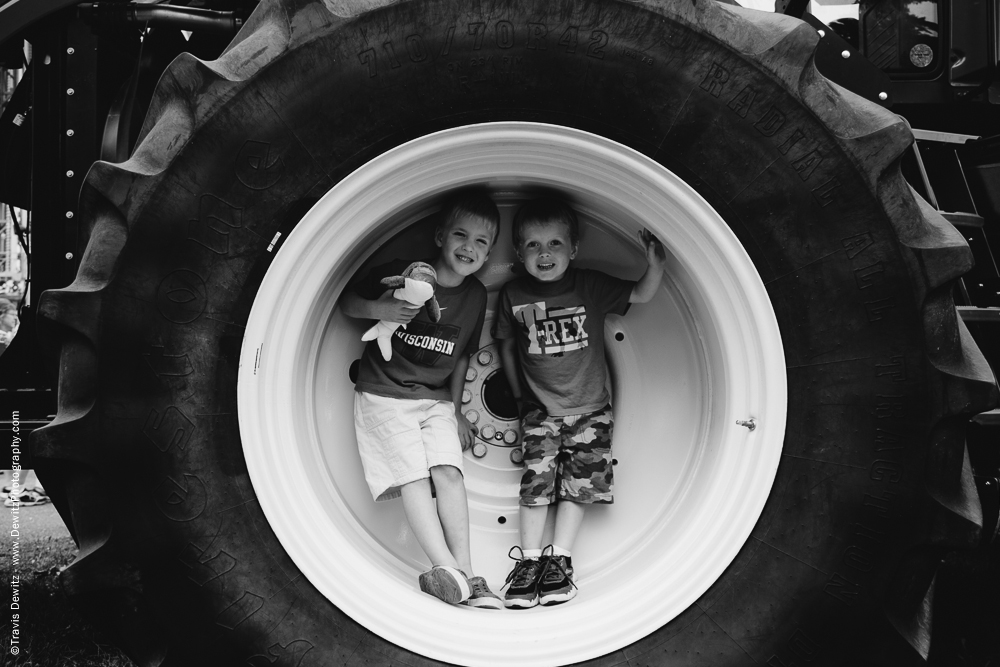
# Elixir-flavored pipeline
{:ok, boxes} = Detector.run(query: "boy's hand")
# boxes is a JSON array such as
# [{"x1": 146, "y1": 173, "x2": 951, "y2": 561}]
[
  {"x1": 640, "y1": 229, "x2": 667, "y2": 272},
  {"x1": 373, "y1": 289, "x2": 420, "y2": 324},
  {"x1": 456, "y1": 410, "x2": 478, "y2": 451},
  {"x1": 630, "y1": 230, "x2": 668, "y2": 304}
]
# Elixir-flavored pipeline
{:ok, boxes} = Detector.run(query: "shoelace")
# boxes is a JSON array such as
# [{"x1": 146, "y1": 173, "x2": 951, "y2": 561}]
[
  {"x1": 539, "y1": 545, "x2": 578, "y2": 589},
  {"x1": 504, "y1": 546, "x2": 544, "y2": 589},
  {"x1": 469, "y1": 578, "x2": 493, "y2": 596}
]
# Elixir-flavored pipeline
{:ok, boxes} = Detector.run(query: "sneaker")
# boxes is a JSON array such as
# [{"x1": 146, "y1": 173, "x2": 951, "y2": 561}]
[
  {"x1": 503, "y1": 547, "x2": 545, "y2": 609},
  {"x1": 538, "y1": 549, "x2": 577, "y2": 606},
  {"x1": 4, "y1": 489, "x2": 49, "y2": 507},
  {"x1": 418, "y1": 565, "x2": 471, "y2": 604},
  {"x1": 462, "y1": 576, "x2": 504, "y2": 610}
]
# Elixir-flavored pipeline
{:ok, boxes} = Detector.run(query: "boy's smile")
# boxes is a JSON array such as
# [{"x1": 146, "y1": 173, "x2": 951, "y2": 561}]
[
  {"x1": 434, "y1": 216, "x2": 494, "y2": 286},
  {"x1": 518, "y1": 221, "x2": 577, "y2": 282}
]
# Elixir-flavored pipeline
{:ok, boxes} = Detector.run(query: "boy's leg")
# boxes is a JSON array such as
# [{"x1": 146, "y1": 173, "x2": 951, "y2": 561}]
[
  {"x1": 431, "y1": 464, "x2": 504, "y2": 610},
  {"x1": 399, "y1": 478, "x2": 460, "y2": 569},
  {"x1": 505, "y1": 408, "x2": 559, "y2": 608},
  {"x1": 354, "y1": 393, "x2": 470, "y2": 603},
  {"x1": 538, "y1": 406, "x2": 614, "y2": 606},
  {"x1": 537, "y1": 493, "x2": 584, "y2": 606},
  {"x1": 429, "y1": 464, "x2": 472, "y2": 575},
  {"x1": 553, "y1": 500, "x2": 585, "y2": 552},
  {"x1": 518, "y1": 406, "x2": 559, "y2": 550},
  {"x1": 417, "y1": 402, "x2": 505, "y2": 607},
  {"x1": 504, "y1": 504, "x2": 549, "y2": 609},
  {"x1": 518, "y1": 503, "x2": 549, "y2": 551},
  {"x1": 401, "y1": 478, "x2": 472, "y2": 604}
]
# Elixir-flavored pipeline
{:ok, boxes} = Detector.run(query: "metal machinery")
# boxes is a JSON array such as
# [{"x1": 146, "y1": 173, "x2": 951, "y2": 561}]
[{"x1": 0, "y1": 0, "x2": 998, "y2": 665}]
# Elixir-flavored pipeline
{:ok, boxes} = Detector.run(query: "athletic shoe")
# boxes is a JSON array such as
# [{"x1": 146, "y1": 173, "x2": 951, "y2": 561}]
[
  {"x1": 463, "y1": 576, "x2": 504, "y2": 610},
  {"x1": 503, "y1": 547, "x2": 545, "y2": 609},
  {"x1": 4, "y1": 489, "x2": 49, "y2": 507},
  {"x1": 538, "y1": 549, "x2": 577, "y2": 606},
  {"x1": 418, "y1": 565, "x2": 471, "y2": 604}
]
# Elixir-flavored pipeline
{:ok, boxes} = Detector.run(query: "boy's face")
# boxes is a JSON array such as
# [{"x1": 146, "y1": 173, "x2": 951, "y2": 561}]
[
  {"x1": 517, "y1": 221, "x2": 577, "y2": 282},
  {"x1": 435, "y1": 215, "x2": 494, "y2": 279}
]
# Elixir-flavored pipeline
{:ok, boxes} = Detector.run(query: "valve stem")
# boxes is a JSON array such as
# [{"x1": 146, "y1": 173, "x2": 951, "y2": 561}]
[{"x1": 736, "y1": 418, "x2": 756, "y2": 431}]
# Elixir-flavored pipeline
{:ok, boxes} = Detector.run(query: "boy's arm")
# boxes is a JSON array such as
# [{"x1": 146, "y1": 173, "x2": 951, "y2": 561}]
[
  {"x1": 630, "y1": 229, "x2": 668, "y2": 304},
  {"x1": 499, "y1": 337, "x2": 521, "y2": 400},
  {"x1": 339, "y1": 289, "x2": 420, "y2": 324},
  {"x1": 499, "y1": 336, "x2": 532, "y2": 417},
  {"x1": 450, "y1": 354, "x2": 476, "y2": 451}
]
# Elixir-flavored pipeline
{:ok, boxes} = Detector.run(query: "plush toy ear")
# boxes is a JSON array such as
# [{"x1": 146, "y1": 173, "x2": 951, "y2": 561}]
[
  {"x1": 425, "y1": 296, "x2": 442, "y2": 323},
  {"x1": 380, "y1": 275, "x2": 406, "y2": 289}
]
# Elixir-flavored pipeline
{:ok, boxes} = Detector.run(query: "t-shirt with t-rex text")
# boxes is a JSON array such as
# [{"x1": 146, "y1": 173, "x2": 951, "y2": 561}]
[
  {"x1": 352, "y1": 258, "x2": 487, "y2": 402},
  {"x1": 495, "y1": 268, "x2": 634, "y2": 417}
]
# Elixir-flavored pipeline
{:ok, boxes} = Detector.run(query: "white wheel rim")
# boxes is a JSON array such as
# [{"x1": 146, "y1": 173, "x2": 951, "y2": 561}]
[{"x1": 238, "y1": 122, "x2": 786, "y2": 667}]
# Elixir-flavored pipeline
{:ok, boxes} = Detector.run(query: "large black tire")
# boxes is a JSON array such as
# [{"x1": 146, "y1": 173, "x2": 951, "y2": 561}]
[{"x1": 33, "y1": 1, "x2": 998, "y2": 665}]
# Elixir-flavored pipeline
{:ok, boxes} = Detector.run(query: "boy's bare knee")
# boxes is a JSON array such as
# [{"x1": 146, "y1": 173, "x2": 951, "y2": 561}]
[
  {"x1": 429, "y1": 464, "x2": 463, "y2": 485},
  {"x1": 399, "y1": 477, "x2": 432, "y2": 497}
]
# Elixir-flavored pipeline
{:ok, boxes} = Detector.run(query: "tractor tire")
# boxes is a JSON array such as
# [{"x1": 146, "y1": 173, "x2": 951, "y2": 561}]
[{"x1": 33, "y1": 1, "x2": 998, "y2": 666}]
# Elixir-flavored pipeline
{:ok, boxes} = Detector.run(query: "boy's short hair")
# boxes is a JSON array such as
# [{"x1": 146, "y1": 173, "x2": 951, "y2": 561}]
[
  {"x1": 439, "y1": 188, "x2": 500, "y2": 246},
  {"x1": 511, "y1": 197, "x2": 579, "y2": 248}
]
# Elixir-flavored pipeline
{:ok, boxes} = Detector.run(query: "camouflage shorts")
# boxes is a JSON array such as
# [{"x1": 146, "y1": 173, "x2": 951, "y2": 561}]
[{"x1": 519, "y1": 404, "x2": 614, "y2": 506}]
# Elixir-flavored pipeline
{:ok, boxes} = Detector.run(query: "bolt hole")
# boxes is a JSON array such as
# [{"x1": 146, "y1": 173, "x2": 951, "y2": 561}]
[
  {"x1": 612, "y1": 458, "x2": 618, "y2": 466},
  {"x1": 349, "y1": 359, "x2": 360, "y2": 384},
  {"x1": 498, "y1": 516, "x2": 507, "y2": 524},
  {"x1": 614, "y1": 332, "x2": 624, "y2": 342}
]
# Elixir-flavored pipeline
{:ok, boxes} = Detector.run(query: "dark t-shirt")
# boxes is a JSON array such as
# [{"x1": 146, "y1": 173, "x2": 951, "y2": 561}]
[
  {"x1": 495, "y1": 268, "x2": 634, "y2": 416},
  {"x1": 352, "y1": 258, "x2": 487, "y2": 401}
]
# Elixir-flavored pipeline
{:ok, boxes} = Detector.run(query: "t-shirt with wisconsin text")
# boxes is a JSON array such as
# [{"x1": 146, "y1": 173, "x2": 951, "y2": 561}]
[{"x1": 352, "y1": 258, "x2": 487, "y2": 402}]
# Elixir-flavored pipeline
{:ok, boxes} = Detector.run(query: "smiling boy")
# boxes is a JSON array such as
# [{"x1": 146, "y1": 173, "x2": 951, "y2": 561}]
[
  {"x1": 340, "y1": 188, "x2": 502, "y2": 608},
  {"x1": 496, "y1": 196, "x2": 665, "y2": 608}
]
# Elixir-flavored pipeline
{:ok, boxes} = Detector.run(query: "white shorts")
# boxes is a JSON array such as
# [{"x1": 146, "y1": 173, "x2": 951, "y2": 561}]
[{"x1": 354, "y1": 391, "x2": 465, "y2": 502}]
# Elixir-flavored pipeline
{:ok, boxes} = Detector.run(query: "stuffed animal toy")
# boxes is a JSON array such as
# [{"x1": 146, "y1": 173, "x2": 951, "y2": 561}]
[{"x1": 362, "y1": 261, "x2": 442, "y2": 361}]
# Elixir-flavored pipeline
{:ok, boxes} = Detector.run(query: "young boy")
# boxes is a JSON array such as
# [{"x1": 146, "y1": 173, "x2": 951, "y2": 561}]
[
  {"x1": 496, "y1": 197, "x2": 665, "y2": 608},
  {"x1": 340, "y1": 189, "x2": 503, "y2": 609}
]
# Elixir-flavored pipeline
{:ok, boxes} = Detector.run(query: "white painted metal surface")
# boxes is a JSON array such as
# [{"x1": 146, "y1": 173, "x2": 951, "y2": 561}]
[{"x1": 238, "y1": 123, "x2": 787, "y2": 667}]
